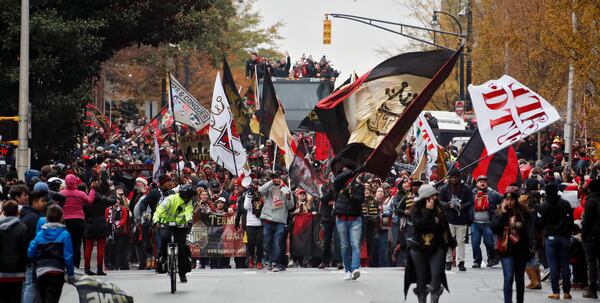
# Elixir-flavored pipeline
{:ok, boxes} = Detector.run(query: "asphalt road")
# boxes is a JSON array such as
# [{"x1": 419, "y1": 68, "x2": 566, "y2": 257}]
[{"x1": 59, "y1": 266, "x2": 594, "y2": 303}]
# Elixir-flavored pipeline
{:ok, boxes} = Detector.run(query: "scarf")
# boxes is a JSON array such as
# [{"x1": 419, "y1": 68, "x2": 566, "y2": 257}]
[{"x1": 474, "y1": 190, "x2": 489, "y2": 212}]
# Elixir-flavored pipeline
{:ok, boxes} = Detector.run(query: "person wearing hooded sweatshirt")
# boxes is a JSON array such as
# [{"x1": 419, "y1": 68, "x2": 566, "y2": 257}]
[
  {"x1": 0, "y1": 201, "x2": 28, "y2": 303},
  {"x1": 538, "y1": 182, "x2": 574, "y2": 300},
  {"x1": 20, "y1": 190, "x2": 48, "y2": 303},
  {"x1": 28, "y1": 205, "x2": 74, "y2": 303},
  {"x1": 58, "y1": 174, "x2": 95, "y2": 268}
]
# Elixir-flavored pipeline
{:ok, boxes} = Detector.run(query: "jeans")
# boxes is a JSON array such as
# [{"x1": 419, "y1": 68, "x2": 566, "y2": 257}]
[
  {"x1": 409, "y1": 248, "x2": 445, "y2": 292},
  {"x1": 545, "y1": 235, "x2": 571, "y2": 294},
  {"x1": 500, "y1": 256, "x2": 527, "y2": 303},
  {"x1": 584, "y1": 242, "x2": 599, "y2": 293},
  {"x1": 263, "y1": 221, "x2": 285, "y2": 267},
  {"x1": 377, "y1": 230, "x2": 390, "y2": 267},
  {"x1": 336, "y1": 216, "x2": 362, "y2": 273},
  {"x1": 22, "y1": 265, "x2": 38, "y2": 303},
  {"x1": 471, "y1": 222, "x2": 495, "y2": 265},
  {"x1": 446, "y1": 224, "x2": 467, "y2": 263}
]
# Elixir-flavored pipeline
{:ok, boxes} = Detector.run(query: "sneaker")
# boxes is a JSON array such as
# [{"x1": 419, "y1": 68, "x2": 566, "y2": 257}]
[
  {"x1": 337, "y1": 263, "x2": 344, "y2": 270},
  {"x1": 318, "y1": 262, "x2": 326, "y2": 270},
  {"x1": 486, "y1": 258, "x2": 499, "y2": 267},
  {"x1": 267, "y1": 264, "x2": 273, "y2": 271},
  {"x1": 564, "y1": 293, "x2": 572, "y2": 300},
  {"x1": 548, "y1": 293, "x2": 560, "y2": 300},
  {"x1": 472, "y1": 263, "x2": 481, "y2": 269},
  {"x1": 180, "y1": 276, "x2": 188, "y2": 283},
  {"x1": 458, "y1": 261, "x2": 466, "y2": 272},
  {"x1": 344, "y1": 272, "x2": 352, "y2": 281},
  {"x1": 96, "y1": 270, "x2": 107, "y2": 276},
  {"x1": 84, "y1": 269, "x2": 96, "y2": 275},
  {"x1": 351, "y1": 269, "x2": 361, "y2": 281},
  {"x1": 257, "y1": 262, "x2": 263, "y2": 270},
  {"x1": 272, "y1": 267, "x2": 279, "y2": 273},
  {"x1": 278, "y1": 266, "x2": 286, "y2": 272},
  {"x1": 445, "y1": 262, "x2": 452, "y2": 271}
]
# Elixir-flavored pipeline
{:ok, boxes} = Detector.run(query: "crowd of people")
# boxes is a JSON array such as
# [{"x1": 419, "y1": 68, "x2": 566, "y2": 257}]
[
  {"x1": 0, "y1": 94, "x2": 599, "y2": 303},
  {"x1": 245, "y1": 51, "x2": 340, "y2": 81}
]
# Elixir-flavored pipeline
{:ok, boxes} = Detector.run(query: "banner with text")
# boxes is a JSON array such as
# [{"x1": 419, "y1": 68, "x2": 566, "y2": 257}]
[
  {"x1": 468, "y1": 75, "x2": 560, "y2": 155},
  {"x1": 188, "y1": 213, "x2": 246, "y2": 257}
]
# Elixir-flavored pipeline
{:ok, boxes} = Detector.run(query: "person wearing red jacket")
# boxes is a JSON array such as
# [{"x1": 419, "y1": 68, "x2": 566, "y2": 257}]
[{"x1": 58, "y1": 174, "x2": 96, "y2": 268}]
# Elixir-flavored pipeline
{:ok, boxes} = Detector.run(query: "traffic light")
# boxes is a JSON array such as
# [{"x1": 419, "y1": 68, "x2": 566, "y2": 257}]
[
  {"x1": 0, "y1": 117, "x2": 18, "y2": 143},
  {"x1": 323, "y1": 16, "x2": 331, "y2": 45}
]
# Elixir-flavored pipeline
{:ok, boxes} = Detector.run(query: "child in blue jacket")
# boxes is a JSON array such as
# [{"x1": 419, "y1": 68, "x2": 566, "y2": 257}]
[{"x1": 28, "y1": 205, "x2": 75, "y2": 303}]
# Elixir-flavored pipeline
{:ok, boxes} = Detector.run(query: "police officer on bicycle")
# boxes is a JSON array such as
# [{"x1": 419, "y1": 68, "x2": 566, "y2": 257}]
[{"x1": 153, "y1": 184, "x2": 195, "y2": 282}]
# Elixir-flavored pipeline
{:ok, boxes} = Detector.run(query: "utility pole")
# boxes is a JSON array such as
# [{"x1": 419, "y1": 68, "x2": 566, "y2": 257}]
[
  {"x1": 17, "y1": 0, "x2": 30, "y2": 179},
  {"x1": 465, "y1": 0, "x2": 473, "y2": 111},
  {"x1": 565, "y1": 9, "x2": 576, "y2": 164}
]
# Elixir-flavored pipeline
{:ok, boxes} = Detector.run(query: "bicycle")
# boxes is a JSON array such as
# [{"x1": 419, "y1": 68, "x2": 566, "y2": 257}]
[{"x1": 163, "y1": 222, "x2": 188, "y2": 294}]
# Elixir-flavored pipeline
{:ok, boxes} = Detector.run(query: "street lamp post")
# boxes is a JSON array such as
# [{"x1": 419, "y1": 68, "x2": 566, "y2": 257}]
[{"x1": 432, "y1": 10, "x2": 465, "y2": 102}]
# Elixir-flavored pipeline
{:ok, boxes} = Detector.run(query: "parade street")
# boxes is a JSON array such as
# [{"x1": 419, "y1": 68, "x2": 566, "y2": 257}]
[{"x1": 58, "y1": 267, "x2": 591, "y2": 303}]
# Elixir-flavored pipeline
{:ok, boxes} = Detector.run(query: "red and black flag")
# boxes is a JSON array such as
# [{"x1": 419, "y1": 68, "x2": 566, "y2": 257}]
[
  {"x1": 223, "y1": 56, "x2": 251, "y2": 140},
  {"x1": 140, "y1": 106, "x2": 174, "y2": 145},
  {"x1": 260, "y1": 70, "x2": 297, "y2": 167},
  {"x1": 289, "y1": 138, "x2": 325, "y2": 198},
  {"x1": 453, "y1": 130, "x2": 522, "y2": 194},
  {"x1": 316, "y1": 48, "x2": 461, "y2": 177}
]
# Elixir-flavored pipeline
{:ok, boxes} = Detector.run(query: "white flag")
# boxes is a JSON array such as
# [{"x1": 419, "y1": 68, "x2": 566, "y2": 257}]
[
  {"x1": 413, "y1": 113, "x2": 438, "y2": 178},
  {"x1": 468, "y1": 75, "x2": 561, "y2": 155},
  {"x1": 209, "y1": 73, "x2": 248, "y2": 176},
  {"x1": 168, "y1": 73, "x2": 211, "y2": 130},
  {"x1": 152, "y1": 133, "x2": 161, "y2": 182}
]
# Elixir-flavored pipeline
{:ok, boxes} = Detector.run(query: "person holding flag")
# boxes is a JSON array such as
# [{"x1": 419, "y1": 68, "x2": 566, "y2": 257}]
[{"x1": 470, "y1": 175, "x2": 503, "y2": 269}]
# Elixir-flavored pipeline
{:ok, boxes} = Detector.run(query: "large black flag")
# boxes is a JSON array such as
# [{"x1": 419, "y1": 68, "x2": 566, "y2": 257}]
[{"x1": 316, "y1": 48, "x2": 462, "y2": 177}]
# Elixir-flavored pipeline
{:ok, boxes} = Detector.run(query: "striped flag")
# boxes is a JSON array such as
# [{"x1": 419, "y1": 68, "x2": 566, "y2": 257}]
[
  {"x1": 413, "y1": 112, "x2": 439, "y2": 179},
  {"x1": 260, "y1": 70, "x2": 297, "y2": 168},
  {"x1": 453, "y1": 130, "x2": 522, "y2": 194},
  {"x1": 316, "y1": 48, "x2": 461, "y2": 177}
]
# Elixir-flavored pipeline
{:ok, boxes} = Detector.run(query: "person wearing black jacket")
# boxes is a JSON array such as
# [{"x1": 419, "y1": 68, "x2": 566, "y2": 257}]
[
  {"x1": 273, "y1": 52, "x2": 291, "y2": 77},
  {"x1": 439, "y1": 170, "x2": 473, "y2": 271},
  {"x1": 403, "y1": 184, "x2": 453, "y2": 303},
  {"x1": 491, "y1": 190, "x2": 535, "y2": 303},
  {"x1": 318, "y1": 182, "x2": 342, "y2": 269},
  {"x1": 582, "y1": 179, "x2": 600, "y2": 299},
  {"x1": 333, "y1": 160, "x2": 364, "y2": 281},
  {"x1": 19, "y1": 190, "x2": 47, "y2": 303},
  {"x1": 0, "y1": 201, "x2": 28, "y2": 303},
  {"x1": 538, "y1": 182, "x2": 574, "y2": 300},
  {"x1": 83, "y1": 182, "x2": 116, "y2": 276}
]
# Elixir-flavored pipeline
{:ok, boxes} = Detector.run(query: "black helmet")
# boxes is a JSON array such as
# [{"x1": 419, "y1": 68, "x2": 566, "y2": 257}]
[{"x1": 179, "y1": 184, "x2": 196, "y2": 201}]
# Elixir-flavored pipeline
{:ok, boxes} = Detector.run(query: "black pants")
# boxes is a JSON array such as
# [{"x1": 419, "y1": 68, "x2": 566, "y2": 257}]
[
  {"x1": 321, "y1": 221, "x2": 341, "y2": 265},
  {"x1": 108, "y1": 234, "x2": 130, "y2": 270},
  {"x1": 584, "y1": 242, "x2": 600, "y2": 292},
  {"x1": 365, "y1": 220, "x2": 378, "y2": 267},
  {"x1": 246, "y1": 226, "x2": 264, "y2": 261},
  {"x1": 409, "y1": 248, "x2": 446, "y2": 292},
  {"x1": 0, "y1": 281, "x2": 23, "y2": 303},
  {"x1": 37, "y1": 274, "x2": 64, "y2": 303},
  {"x1": 159, "y1": 228, "x2": 190, "y2": 277},
  {"x1": 65, "y1": 219, "x2": 85, "y2": 268}
]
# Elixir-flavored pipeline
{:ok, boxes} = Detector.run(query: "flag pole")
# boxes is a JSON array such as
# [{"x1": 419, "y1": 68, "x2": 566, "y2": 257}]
[
  {"x1": 227, "y1": 121, "x2": 239, "y2": 177},
  {"x1": 272, "y1": 143, "x2": 277, "y2": 171},
  {"x1": 256, "y1": 65, "x2": 262, "y2": 149},
  {"x1": 167, "y1": 73, "x2": 182, "y2": 184}
]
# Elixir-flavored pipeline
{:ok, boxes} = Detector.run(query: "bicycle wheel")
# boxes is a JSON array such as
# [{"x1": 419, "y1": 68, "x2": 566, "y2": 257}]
[{"x1": 170, "y1": 249, "x2": 177, "y2": 293}]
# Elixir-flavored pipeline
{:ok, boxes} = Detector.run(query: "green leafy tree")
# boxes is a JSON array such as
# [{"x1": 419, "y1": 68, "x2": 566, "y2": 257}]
[{"x1": 0, "y1": 0, "x2": 237, "y2": 166}]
